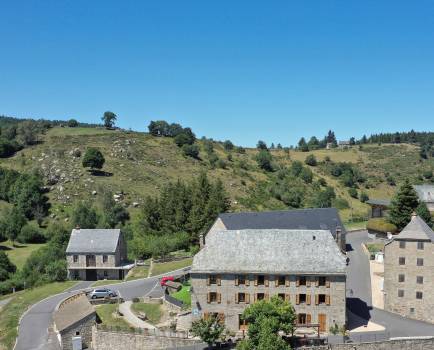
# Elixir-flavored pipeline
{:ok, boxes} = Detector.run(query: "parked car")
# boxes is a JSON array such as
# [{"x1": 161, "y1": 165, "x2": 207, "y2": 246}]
[
  {"x1": 89, "y1": 288, "x2": 117, "y2": 299},
  {"x1": 160, "y1": 276, "x2": 174, "y2": 287}
]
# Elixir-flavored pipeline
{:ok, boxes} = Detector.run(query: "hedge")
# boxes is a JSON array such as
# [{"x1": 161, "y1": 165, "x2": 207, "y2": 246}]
[{"x1": 367, "y1": 218, "x2": 398, "y2": 234}]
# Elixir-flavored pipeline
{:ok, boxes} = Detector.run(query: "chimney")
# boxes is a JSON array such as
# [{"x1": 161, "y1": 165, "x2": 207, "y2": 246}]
[
  {"x1": 199, "y1": 233, "x2": 205, "y2": 250},
  {"x1": 75, "y1": 225, "x2": 80, "y2": 231},
  {"x1": 411, "y1": 212, "x2": 417, "y2": 218},
  {"x1": 335, "y1": 226, "x2": 341, "y2": 242}
]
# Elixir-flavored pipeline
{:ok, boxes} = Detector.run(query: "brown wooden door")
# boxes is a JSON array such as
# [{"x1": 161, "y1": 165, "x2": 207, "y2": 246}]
[{"x1": 318, "y1": 314, "x2": 327, "y2": 332}]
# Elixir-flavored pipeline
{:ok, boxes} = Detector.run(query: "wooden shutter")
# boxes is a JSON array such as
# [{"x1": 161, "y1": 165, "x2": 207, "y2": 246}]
[
  {"x1": 207, "y1": 293, "x2": 211, "y2": 303},
  {"x1": 315, "y1": 278, "x2": 319, "y2": 287},
  {"x1": 254, "y1": 276, "x2": 258, "y2": 286},
  {"x1": 218, "y1": 313, "x2": 225, "y2": 324},
  {"x1": 204, "y1": 312, "x2": 209, "y2": 320},
  {"x1": 235, "y1": 293, "x2": 239, "y2": 304},
  {"x1": 245, "y1": 277, "x2": 250, "y2": 286},
  {"x1": 265, "y1": 276, "x2": 269, "y2": 287},
  {"x1": 275, "y1": 277, "x2": 279, "y2": 287},
  {"x1": 217, "y1": 293, "x2": 221, "y2": 304},
  {"x1": 325, "y1": 278, "x2": 330, "y2": 288},
  {"x1": 217, "y1": 275, "x2": 221, "y2": 286},
  {"x1": 306, "y1": 278, "x2": 311, "y2": 288},
  {"x1": 296, "y1": 277, "x2": 300, "y2": 287},
  {"x1": 307, "y1": 314, "x2": 311, "y2": 324},
  {"x1": 296, "y1": 294, "x2": 300, "y2": 305},
  {"x1": 307, "y1": 294, "x2": 311, "y2": 305},
  {"x1": 326, "y1": 295, "x2": 330, "y2": 305},
  {"x1": 207, "y1": 276, "x2": 211, "y2": 286},
  {"x1": 285, "y1": 294, "x2": 290, "y2": 302},
  {"x1": 235, "y1": 276, "x2": 239, "y2": 286},
  {"x1": 246, "y1": 293, "x2": 250, "y2": 304},
  {"x1": 285, "y1": 276, "x2": 290, "y2": 287},
  {"x1": 315, "y1": 295, "x2": 319, "y2": 305}
]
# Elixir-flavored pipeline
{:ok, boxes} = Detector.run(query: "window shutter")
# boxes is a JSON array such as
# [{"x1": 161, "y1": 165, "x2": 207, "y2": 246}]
[
  {"x1": 296, "y1": 277, "x2": 300, "y2": 287},
  {"x1": 275, "y1": 278, "x2": 279, "y2": 287},
  {"x1": 285, "y1": 276, "x2": 290, "y2": 287},
  {"x1": 296, "y1": 294, "x2": 300, "y2": 305},
  {"x1": 204, "y1": 312, "x2": 209, "y2": 320},
  {"x1": 326, "y1": 295, "x2": 330, "y2": 305},
  {"x1": 218, "y1": 313, "x2": 225, "y2": 324},
  {"x1": 254, "y1": 276, "x2": 258, "y2": 286},
  {"x1": 315, "y1": 278, "x2": 319, "y2": 287},
  {"x1": 315, "y1": 295, "x2": 319, "y2": 305},
  {"x1": 207, "y1": 293, "x2": 211, "y2": 303},
  {"x1": 285, "y1": 294, "x2": 290, "y2": 302},
  {"x1": 207, "y1": 276, "x2": 211, "y2": 286},
  {"x1": 235, "y1": 293, "x2": 239, "y2": 304},
  {"x1": 217, "y1": 293, "x2": 221, "y2": 304},
  {"x1": 217, "y1": 275, "x2": 221, "y2": 286},
  {"x1": 325, "y1": 278, "x2": 330, "y2": 288},
  {"x1": 307, "y1": 314, "x2": 311, "y2": 324},
  {"x1": 307, "y1": 294, "x2": 311, "y2": 305},
  {"x1": 306, "y1": 278, "x2": 311, "y2": 288},
  {"x1": 235, "y1": 276, "x2": 239, "y2": 286},
  {"x1": 265, "y1": 276, "x2": 269, "y2": 287},
  {"x1": 246, "y1": 293, "x2": 250, "y2": 304},
  {"x1": 245, "y1": 277, "x2": 250, "y2": 286}
]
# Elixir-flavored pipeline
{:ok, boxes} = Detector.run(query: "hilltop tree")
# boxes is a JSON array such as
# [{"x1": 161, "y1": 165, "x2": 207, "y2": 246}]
[
  {"x1": 388, "y1": 179, "x2": 420, "y2": 230},
  {"x1": 148, "y1": 120, "x2": 169, "y2": 136},
  {"x1": 416, "y1": 202, "x2": 433, "y2": 228},
  {"x1": 223, "y1": 140, "x2": 234, "y2": 151},
  {"x1": 174, "y1": 128, "x2": 196, "y2": 147},
  {"x1": 298, "y1": 137, "x2": 308, "y2": 152},
  {"x1": 102, "y1": 111, "x2": 117, "y2": 128},
  {"x1": 349, "y1": 137, "x2": 356, "y2": 146},
  {"x1": 67, "y1": 119, "x2": 79, "y2": 127},
  {"x1": 257, "y1": 140, "x2": 268, "y2": 150},
  {"x1": 82, "y1": 148, "x2": 105, "y2": 172},
  {"x1": 326, "y1": 130, "x2": 337, "y2": 147},
  {"x1": 307, "y1": 136, "x2": 320, "y2": 150}
]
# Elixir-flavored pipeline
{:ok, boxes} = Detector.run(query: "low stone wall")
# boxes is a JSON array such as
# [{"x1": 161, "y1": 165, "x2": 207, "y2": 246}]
[
  {"x1": 300, "y1": 337, "x2": 434, "y2": 350},
  {"x1": 92, "y1": 326, "x2": 202, "y2": 350}
]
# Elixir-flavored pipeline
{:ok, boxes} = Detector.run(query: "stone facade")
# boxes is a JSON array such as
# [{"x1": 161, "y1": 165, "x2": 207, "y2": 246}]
[
  {"x1": 58, "y1": 313, "x2": 95, "y2": 350},
  {"x1": 191, "y1": 273, "x2": 346, "y2": 334},
  {"x1": 384, "y1": 238, "x2": 434, "y2": 323}
]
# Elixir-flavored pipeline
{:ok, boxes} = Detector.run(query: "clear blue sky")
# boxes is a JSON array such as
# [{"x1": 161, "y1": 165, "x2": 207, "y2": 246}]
[{"x1": 1, "y1": 1, "x2": 433, "y2": 146}]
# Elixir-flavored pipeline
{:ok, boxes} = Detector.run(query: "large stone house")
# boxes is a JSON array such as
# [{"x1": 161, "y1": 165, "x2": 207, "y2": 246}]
[
  {"x1": 206, "y1": 208, "x2": 346, "y2": 251},
  {"x1": 384, "y1": 214, "x2": 434, "y2": 323},
  {"x1": 191, "y1": 229, "x2": 347, "y2": 334},
  {"x1": 414, "y1": 185, "x2": 434, "y2": 212},
  {"x1": 66, "y1": 228, "x2": 132, "y2": 281}
]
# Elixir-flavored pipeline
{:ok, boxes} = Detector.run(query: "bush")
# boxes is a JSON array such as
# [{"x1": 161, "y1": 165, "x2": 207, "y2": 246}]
[
  {"x1": 359, "y1": 191, "x2": 369, "y2": 203},
  {"x1": 182, "y1": 144, "x2": 200, "y2": 159},
  {"x1": 0, "y1": 138, "x2": 21, "y2": 158},
  {"x1": 305, "y1": 154, "x2": 317, "y2": 166},
  {"x1": 67, "y1": 119, "x2": 79, "y2": 127},
  {"x1": 256, "y1": 150, "x2": 273, "y2": 172},
  {"x1": 216, "y1": 159, "x2": 227, "y2": 169},
  {"x1": 300, "y1": 168, "x2": 313, "y2": 184},
  {"x1": 82, "y1": 148, "x2": 105, "y2": 170},
  {"x1": 367, "y1": 218, "x2": 398, "y2": 234},
  {"x1": 348, "y1": 188, "x2": 358, "y2": 198},
  {"x1": 423, "y1": 170, "x2": 433, "y2": 179},
  {"x1": 174, "y1": 128, "x2": 196, "y2": 147},
  {"x1": 18, "y1": 224, "x2": 46, "y2": 243}
]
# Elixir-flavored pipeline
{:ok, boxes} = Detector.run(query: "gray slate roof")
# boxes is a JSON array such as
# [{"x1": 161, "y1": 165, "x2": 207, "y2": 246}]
[
  {"x1": 66, "y1": 229, "x2": 121, "y2": 254},
  {"x1": 414, "y1": 185, "x2": 434, "y2": 203},
  {"x1": 218, "y1": 208, "x2": 345, "y2": 238},
  {"x1": 394, "y1": 215, "x2": 434, "y2": 242},
  {"x1": 192, "y1": 229, "x2": 346, "y2": 274},
  {"x1": 54, "y1": 294, "x2": 95, "y2": 332},
  {"x1": 366, "y1": 199, "x2": 391, "y2": 207}
]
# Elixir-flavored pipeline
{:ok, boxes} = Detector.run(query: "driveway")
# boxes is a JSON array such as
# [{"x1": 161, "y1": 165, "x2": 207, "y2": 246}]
[
  {"x1": 346, "y1": 230, "x2": 434, "y2": 337},
  {"x1": 14, "y1": 268, "x2": 188, "y2": 350}
]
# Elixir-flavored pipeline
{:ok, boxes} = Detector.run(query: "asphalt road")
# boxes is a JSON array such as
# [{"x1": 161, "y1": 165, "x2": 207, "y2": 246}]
[
  {"x1": 346, "y1": 230, "x2": 434, "y2": 338},
  {"x1": 14, "y1": 268, "x2": 188, "y2": 350}
]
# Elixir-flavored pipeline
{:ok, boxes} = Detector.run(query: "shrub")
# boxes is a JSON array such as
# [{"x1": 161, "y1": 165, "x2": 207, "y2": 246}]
[
  {"x1": 67, "y1": 119, "x2": 79, "y2": 127},
  {"x1": 216, "y1": 159, "x2": 227, "y2": 169},
  {"x1": 174, "y1": 128, "x2": 196, "y2": 147},
  {"x1": 208, "y1": 153, "x2": 219, "y2": 167},
  {"x1": 348, "y1": 188, "x2": 358, "y2": 198},
  {"x1": 300, "y1": 168, "x2": 313, "y2": 184},
  {"x1": 423, "y1": 170, "x2": 433, "y2": 179},
  {"x1": 82, "y1": 148, "x2": 105, "y2": 170},
  {"x1": 359, "y1": 191, "x2": 369, "y2": 203},
  {"x1": 182, "y1": 144, "x2": 200, "y2": 159},
  {"x1": 256, "y1": 150, "x2": 273, "y2": 172},
  {"x1": 305, "y1": 154, "x2": 317, "y2": 166},
  {"x1": 367, "y1": 218, "x2": 398, "y2": 234},
  {"x1": 18, "y1": 224, "x2": 46, "y2": 243},
  {"x1": 0, "y1": 138, "x2": 21, "y2": 158}
]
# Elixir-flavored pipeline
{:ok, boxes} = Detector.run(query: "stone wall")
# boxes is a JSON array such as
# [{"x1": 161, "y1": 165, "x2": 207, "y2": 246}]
[
  {"x1": 60, "y1": 313, "x2": 95, "y2": 350},
  {"x1": 92, "y1": 327, "x2": 202, "y2": 350},
  {"x1": 301, "y1": 337, "x2": 434, "y2": 350}
]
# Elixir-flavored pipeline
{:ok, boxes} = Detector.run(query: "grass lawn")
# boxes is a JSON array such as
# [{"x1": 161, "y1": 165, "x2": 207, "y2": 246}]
[
  {"x1": 95, "y1": 304, "x2": 131, "y2": 328},
  {"x1": 366, "y1": 242, "x2": 384, "y2": 254},
  {"x1": 0, "y1": 240, "x2": 47, "y2": 270},
  {"x1": 126, "y1": 265, "x2": 150, "y2": 281},
  {"x1": 130, "y1": 302, "x2": 162, "y2": 325},
  {"x1": 151, "y1": 257, "x2": 193, "y2": 277},
  {"x1": 344, "y1": 221, "x2": 368, "y2": 231},
  {"x1": 171, "y1": 283, "x2": 191, "y2": 307},
  {"x1": 0, "y1": 281, "x2": 76, "y2": 350},
  {"x1": 91, "y1": 280, "x2": 123, "y2": 287}
]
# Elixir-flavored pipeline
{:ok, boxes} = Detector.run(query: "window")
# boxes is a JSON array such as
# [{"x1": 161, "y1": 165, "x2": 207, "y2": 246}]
[
  {"x1": 399, "y1": 257, "x2": 406, "y2": 265},
  {"x1": 417, "y1": 242, "x2": 424, "y2": 250},
  {"x1": 417, "y1": 258, "x2": 424, "y2": 266},
  {"x1": 257, "y1": 275, "x2": 265, "y2": 285},
  {"x1": 209, "y1": 275, "x2": 217, "y2": 285},
  {"x1": 103, "y1": 255, "x2": 108, "y2": 263},
  {"x1": 318, "y1": 294, "x2": 326, "y2": 304},
  {"x1": 239, "y1": 315, "x2": 249, "y2": 330},
  {"x1": 416, "y1": 291, "x2": 423, "y2": 300},
  {"x1": 299, "y1": 294, "x2": 306, "y2": 304},
  {"x1": 208, "y1": 292, "x2": 218, "y2": 303},
  {"x1": 417, "y1": 276, "x2": 424, "y2": 284},
  {"x1": 410, "y1": 308, "x2": 415, "y2": 313},
  {"x1": 298, "y1": 313, "x2": 307, "y2": 325},
  {"x1": 399, "y1": 241, "x2": 406, "y2": 249},
  {"x1": 73, "y1": 255, "x2": 78, "y2": 263},
  {"x1": 398, "y1": 274, "x2": 405, "y2": 283},
  {"x1": 278, "y1": 293, "x2": 286, "y2": 300},
  {"x1": 75, "y1": 331, "x2": 80, "y2": 336},
  {"x1": 238, "y1": 275, "x2": 246, "y2": 285},
  {"x1": 238, "y1": 293, "x2": 246, "y2": 303},
  {"x1": 256, "y1": 293, "x2": 265, "y2": 301},
  {"x1": 318, "y1": 277, "x2": 326, "y2": 286},
  {"x1": 398, "y1": 290, "x2": 404, "y2": 297},
  {"x1": 104, "y1": 271, "x2": 108, "y2": 278},
  {"x1": 299, "y1": 276, "x2": 307, "y2": 286},
  {"x1": 277, "y1": 275, "x2": 286, "y2": 286}
]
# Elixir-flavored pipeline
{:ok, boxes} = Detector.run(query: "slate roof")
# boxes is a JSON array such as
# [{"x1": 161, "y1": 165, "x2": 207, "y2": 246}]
[
  {"x1": 192, "y1": 229, "x2": 347, "y2": 274},
  {"x1": 54, "y1": 294, "x2": 95, "y2": 332},
  {"x1": 414, "y1": 185, "x2": 434, "y2": 203},
  {"x1": 366, "y1": 199, "x2": 391, "y2": 207},
  {"x1": 66, "y1": 229, "x2": 121, "y2": 254},
  {"x1": 394, "y1": 215, "x2": 434, "y2": 242},
  {"x1": 217, "y1": 208, "x2": 345, "y2": 238}
]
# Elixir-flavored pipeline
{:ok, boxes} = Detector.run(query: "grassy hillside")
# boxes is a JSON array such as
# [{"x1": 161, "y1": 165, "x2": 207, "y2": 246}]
[{"x1": 0, "y1": 126, "x2": 433, "y2": 225}]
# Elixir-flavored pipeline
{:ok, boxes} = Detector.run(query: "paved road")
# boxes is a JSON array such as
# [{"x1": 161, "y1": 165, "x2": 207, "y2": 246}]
[
  {"x1": 14, "y1": 268, "x2": 188, "y2": 350},
  {"x1": 346, "y1": 230, "x2": 434, "y2": 338}
]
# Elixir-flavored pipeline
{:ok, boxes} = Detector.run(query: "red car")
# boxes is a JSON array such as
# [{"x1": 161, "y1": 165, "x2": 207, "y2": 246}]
[{"x1": 160, "y1": 276, "x2": 174, "y2": 287}]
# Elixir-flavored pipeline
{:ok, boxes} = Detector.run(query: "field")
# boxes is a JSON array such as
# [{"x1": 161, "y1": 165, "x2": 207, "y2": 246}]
[
  {"x1": 126, "y1": 265, "x2": 150, "y2": 281},
  {"x1": 130, "y1": 302, "x2": 162, "y2": 324},
  {"x1": 0, "y1": 241, "x2": 46, "y2": 270},
  {"x1": 0, "y1": 281, "x2": 76, "y2": 350},
  {"x1": 150, "y1": 258, "x2": 193, "y2": 277},
  {"x1": 95, "y1": 304, "x2": 131, "y2": 328},
  {"x1": 171, "y1": 281, "x2": 192, "y2": 307}
]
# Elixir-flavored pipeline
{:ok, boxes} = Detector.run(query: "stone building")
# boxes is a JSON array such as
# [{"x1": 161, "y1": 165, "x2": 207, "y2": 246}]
[
  {"x1": 206, "y1": 208, "x2": 346, "y2": 252},
  {"x1": 384, "y1": 214, "x2": 434, "y2": 323},
  {"x1": 66, "y1": 228, "x2": 133, "y2": 281},
  {"x1": 191, "y1": 229, "x2": 347, "y2": 334},
  {"x1": 54, "y1": 293, "x2": 96, "y2": 350},
  {"x1": 414, "y1": 185, "x2": 434, "y2": 212},
  {"x1": 366, "y1": 199, "x2": 391, "y2": 218}
]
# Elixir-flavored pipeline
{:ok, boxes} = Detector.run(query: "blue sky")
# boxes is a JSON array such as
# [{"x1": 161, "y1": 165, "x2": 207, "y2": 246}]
[{"x1": 1, "y1": 1, "x2": 433, "y2": 146}]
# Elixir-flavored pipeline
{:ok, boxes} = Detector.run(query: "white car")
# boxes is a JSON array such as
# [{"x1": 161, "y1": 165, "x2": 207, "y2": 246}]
[{"x1": 89, "y1": 288, "x2": 117, "y2": 299}]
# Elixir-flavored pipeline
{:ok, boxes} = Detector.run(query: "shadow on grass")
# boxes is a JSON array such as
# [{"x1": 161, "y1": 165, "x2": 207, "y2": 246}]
[{"x1": 88, "y1": 170, "x2": 113, "y2": 177}]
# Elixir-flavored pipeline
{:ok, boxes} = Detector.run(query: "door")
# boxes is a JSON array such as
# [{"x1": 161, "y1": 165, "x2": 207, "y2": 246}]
[
  {"x1": 318, "y1": 314, "x2": 327, "y2": 332},
  {"x1": 86, "y1": 269, "x2": 97, "y2": 281}
]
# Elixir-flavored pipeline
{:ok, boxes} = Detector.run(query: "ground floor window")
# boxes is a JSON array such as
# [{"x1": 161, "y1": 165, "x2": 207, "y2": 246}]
[
  {"x1": 256, "y1": 293, "x2": 265, "y2": 301},
  {"x1": 239, "y1": 315, "x2": 249, "y2": 330},
  {"x1": 297, "y1": 313, "x2": 311, "y2": 325},
  {"x1": 104, "y1": 271, "x2": 108, "y2": 278}
]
